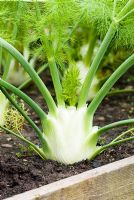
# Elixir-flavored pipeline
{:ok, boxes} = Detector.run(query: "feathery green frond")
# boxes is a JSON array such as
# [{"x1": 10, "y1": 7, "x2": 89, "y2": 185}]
[
  {"x1": 81, "y1": 0, "x2": 134, "y2": 48},
  {"x1": 62, "y1": 64, "x2": 81, "y2": 106},
  {"x1": 22, "y1": 0, "x2": 81, "y2": 66}
]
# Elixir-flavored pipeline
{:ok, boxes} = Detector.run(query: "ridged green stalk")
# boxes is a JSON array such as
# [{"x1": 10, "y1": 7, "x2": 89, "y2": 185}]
[
  {"x1": 86, "y1": 54, "x2": 134, "y2": 117},
  {"x1": 96, "y1": 119, "x2": 134, "y2": 137},
  {"x1": 78, "y1": 23, "x2": 117, "y2": 107}
]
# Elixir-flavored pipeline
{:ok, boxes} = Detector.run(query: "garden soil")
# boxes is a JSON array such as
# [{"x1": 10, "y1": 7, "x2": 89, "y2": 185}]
[{"x1": 0, "y1": 70, "x2": 134, "y2": 199}]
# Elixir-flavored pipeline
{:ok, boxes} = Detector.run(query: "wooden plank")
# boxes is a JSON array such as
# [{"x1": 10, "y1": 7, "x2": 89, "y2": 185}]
[{"x1": 5, "y1": 156, "x2": 134, "y2": 200}]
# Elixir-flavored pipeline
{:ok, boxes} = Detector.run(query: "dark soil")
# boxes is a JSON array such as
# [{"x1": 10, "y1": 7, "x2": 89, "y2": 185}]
[{"x1": 0, "y1": 70, "x2": 134, "y2": 200}]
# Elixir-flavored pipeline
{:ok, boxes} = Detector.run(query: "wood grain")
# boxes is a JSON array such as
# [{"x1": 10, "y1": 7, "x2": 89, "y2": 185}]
[{"x1": 5, "y1": 156, "x2": 134, "y2": 200}]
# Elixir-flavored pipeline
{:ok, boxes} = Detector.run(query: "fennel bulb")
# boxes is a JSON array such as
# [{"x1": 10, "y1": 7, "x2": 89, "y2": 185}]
[{"x1": 43, "y1": 106, "x2": 98, "y2": 164}]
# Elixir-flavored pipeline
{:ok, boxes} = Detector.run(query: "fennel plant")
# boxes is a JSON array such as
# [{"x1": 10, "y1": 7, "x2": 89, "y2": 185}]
[{"x1": 0, "y1": 0, "x2": 134, "y2": 164}]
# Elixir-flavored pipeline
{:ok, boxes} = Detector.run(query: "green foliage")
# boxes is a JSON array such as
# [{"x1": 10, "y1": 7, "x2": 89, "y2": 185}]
[
  {"x1": 1, "y1": 0, "x2": 134, "y2": 59},
  {"x1": 0, "y1": 1, "x2": 27, "y2": 45},
  {"x1": 22, "y1": 0, "x2": 81, "y2": 65},
  {"x1": 81, "y1": 0, "x2": 134, "y2": 48},
  {"x1": 62, "y1": 64, "x2": 81, "y2": 106}
]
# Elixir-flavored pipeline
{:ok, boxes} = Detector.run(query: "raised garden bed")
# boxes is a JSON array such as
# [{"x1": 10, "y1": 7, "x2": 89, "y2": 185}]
[
  {"x1": 0, "y1": 81, "x2": 134, "y2": 199},
  {"x1": 4, "y1": 156, "x2": 134, "y2": 200}
]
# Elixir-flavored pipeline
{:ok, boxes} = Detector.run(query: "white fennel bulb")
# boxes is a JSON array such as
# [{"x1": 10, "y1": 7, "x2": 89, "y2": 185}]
[
  {"x1": 43, "y1": 106, "x2": 98, "y2": 164},
  {"x1": 0, "y1": 92, "x2": 8, "y2": 126}
]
